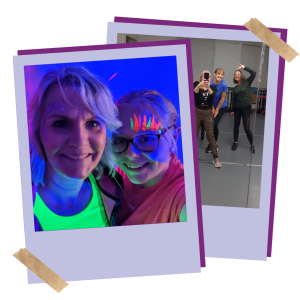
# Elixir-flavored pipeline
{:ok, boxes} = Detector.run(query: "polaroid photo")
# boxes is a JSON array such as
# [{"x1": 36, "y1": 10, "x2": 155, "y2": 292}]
[
  {"x1": 14, "y1": 40, "x2": 205, "y2": 283},
  {"x1": 107, "y1": 17, "x2": 286, "y2": 260}
]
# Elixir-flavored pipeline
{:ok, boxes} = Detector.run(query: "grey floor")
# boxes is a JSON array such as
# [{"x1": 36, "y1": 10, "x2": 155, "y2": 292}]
[{"x1": 198, "y1": 111, "x2": 264, "y2": 208}]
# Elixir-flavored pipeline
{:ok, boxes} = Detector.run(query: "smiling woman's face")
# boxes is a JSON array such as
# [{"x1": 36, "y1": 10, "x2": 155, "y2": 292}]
[
  {"x1": 40, "y1": 85, "x2": 106, "y2": 180},
  {"x1": 234, "y1": 71, "x2": 241, "y2": 82},
  {"x1": 214, "y1": 71, "x2": 224, "y2": 82},
  {"x1": 113, "y1": 103, "x2": 173, "y2": 188}
]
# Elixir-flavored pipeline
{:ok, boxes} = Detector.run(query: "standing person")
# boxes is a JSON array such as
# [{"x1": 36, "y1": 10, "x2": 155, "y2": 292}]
[
  {"x1": 27, "y1": 67, "x2": 123, "y2": 231},
  {"x1": 205, "y1": 68, "x2": 228, "y2": 153},
  {"x1": 194, "y1": 71, "x2": 222, "y2": 168},
  {"x1": 111, "y1": 90, "x2": 187, "y2": 225},
  {"x1": 231, "y1": 63, "x2": 256, "y2": 153}
]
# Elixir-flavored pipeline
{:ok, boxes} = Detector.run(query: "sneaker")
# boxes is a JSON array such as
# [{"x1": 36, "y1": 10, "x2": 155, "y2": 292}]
[
  {"x1": 201, "y1": 131, "x2": 206, "y2": 140},
  {"x1": 250, "y1": 145, "x2": 255, "y2": 153},
  {"x1": 231, "y1": 143, "x2": 238, "y2": 150},
  {"x1": 205, "y1": 145, "x2": 218, "y2": 153},
  {"x1": 205, "y1": 145, "x2": 211, "y2": 153},
  {"x1": 213, "y1": 158, "x2": 222, "y2": 168}
]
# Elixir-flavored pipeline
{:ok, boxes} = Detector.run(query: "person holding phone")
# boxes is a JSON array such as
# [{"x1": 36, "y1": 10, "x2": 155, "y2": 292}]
[
  {"x1": 205, "y1": 68, "x2": 228, "y2": 153},
  {"x1": 231, "y1": 64, "x2": 256, "y2": 153},
  {"x1": 194, "y1": 71, "x2": 221, "y2": 168}
]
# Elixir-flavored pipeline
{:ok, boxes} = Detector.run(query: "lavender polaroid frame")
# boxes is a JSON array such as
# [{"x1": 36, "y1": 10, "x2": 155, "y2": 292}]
[
  {"x1": 107, "y1": 17, "x2": 286, "y2": 260},
  {"x1": 14, "y1": 40, "x2": 205, "y2": 284}
]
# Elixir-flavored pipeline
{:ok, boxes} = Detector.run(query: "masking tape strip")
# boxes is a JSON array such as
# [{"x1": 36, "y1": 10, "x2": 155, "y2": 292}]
[
  {"x1": 13, "y1": 248, "x2": 68, "y2": 293},
  {"x1": 244, "y1": 18, "x2": 299, "y2": 62}
]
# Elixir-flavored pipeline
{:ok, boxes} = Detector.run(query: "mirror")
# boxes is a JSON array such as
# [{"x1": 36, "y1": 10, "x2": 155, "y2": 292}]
[{"x1": 118, "y1": 34, "x2": 269, "y2": 209}]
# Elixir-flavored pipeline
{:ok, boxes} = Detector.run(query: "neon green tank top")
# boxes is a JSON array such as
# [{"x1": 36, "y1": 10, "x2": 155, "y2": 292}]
[{"x1": 33, "y1": 174, "x2": 109, "y2": 231}]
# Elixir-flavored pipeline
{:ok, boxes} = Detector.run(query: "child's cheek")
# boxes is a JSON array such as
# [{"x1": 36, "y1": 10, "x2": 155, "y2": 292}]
[{"x1": 146, "y1": 151, "x2": 169, "y2": 164}]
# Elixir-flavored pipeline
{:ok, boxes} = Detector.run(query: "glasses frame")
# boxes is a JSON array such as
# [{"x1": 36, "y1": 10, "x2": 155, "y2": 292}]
[{"x1": 113, "y1": 125, "x2": 176, "y2": 154}]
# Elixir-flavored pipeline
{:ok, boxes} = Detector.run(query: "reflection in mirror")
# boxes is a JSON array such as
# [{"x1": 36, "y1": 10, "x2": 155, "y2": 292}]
[{"x1": 118, "y1": 33, "x2": 269, "y2": 209}]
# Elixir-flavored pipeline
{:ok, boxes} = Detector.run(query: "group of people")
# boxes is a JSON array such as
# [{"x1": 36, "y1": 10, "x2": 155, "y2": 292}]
[
  {"x1": 194, "y1": 64, "x2": 257, "y2": 168},
  {"x1": 28, "y1": 67, "x2": 186, "y2": 231}
]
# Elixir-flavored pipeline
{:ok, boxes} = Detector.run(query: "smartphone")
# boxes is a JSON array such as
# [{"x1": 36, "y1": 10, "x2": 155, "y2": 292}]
[{"x1": 204, "y1": 72, "x2": 209, "y2": 80}]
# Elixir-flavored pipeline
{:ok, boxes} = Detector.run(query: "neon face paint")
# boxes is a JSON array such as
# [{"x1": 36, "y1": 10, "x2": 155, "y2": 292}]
[
  {"x1": 130, "y1": 117, "x2": 134, "y2": 130},
  {"x1": 114, "y1": 104, "x2": 175, "y2": 187},
  {"x1": 134, "y1": 114, "x2": 138, "y2": 131},
  {"x1": 147, "y1": 118, "x2": 151, "y2": 130},
  {"x1": 142, "y1": 115, "x2": 147, "y2": 131},
  {"x1": 131, "y1": 114, "x2": 162, "y2": 132}
]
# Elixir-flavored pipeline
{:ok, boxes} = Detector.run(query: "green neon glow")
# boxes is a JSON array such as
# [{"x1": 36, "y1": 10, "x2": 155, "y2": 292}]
[{"x1": 130, "y1": 118, "x2": 134, "y2": 130}]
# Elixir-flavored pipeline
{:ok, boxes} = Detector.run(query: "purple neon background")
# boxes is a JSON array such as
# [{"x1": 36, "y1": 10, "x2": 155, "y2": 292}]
[
  {"x1": 18, "y1": 39, "x2": 206, "y2": 268},
  {"x1": 113, "y1": 16, "x2": 287, "y2": 258}
]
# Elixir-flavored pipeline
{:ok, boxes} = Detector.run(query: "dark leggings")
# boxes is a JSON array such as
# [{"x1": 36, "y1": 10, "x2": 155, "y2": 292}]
[
  {"x1": 233, "y1": 105, "x2": 253, "y2": 145},
  {"x1": 195, "y1": 107, "x2": 218, "y2": 158},
  {"x1": 214, "y1": 107, "x2": 227, "y2": 141}
]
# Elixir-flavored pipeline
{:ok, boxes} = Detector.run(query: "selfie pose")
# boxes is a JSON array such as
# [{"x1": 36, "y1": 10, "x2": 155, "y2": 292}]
[
  {"x1": 28, "y1": 67, "x2": 123, "y2": 231},
  {"x1": 194, "y1": 71, "x2": 222, "y2": 168},
  {"x1": 111, "y1": 90, "x2": 187, "y2": 225},
  {"x1": 231, "y1": 64, "x2": 256, "y2": 153},
  {"x1": 205, "y1": 68, "x2": 228, "y2": 153}
]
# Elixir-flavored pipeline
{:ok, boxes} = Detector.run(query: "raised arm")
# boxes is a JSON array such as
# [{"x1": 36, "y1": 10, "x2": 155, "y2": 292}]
[
  {"x1": 237, "y1": 63, "x2": 256, "y2": 85},
  {"x1": 194, "y1": 81, "x2": 204, "y2": 94},
  {"x1": 244, "y1": 66, "x2": 256, "y2": 85}
]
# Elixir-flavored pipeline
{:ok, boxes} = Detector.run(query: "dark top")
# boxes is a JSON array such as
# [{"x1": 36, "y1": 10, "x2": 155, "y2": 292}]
[
  {"x1": 193, "y1": 81, "x2": 217, "y2": 110},
  {"x1": 233, "y1": 67, "x2": 256, "y2": 108}
]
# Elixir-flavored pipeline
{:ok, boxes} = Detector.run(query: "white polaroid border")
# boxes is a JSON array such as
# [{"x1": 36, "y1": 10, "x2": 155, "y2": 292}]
[
  {"x1": 14, "y1": 44, "x2": 201, "y2": 283},
  {"x1": 107, "y1": 22, "x2": 280, "y2": 260}
]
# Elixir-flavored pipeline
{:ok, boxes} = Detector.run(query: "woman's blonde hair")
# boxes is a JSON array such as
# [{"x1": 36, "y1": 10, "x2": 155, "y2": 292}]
[
  {"x1": 115, "y1": 90, "x2": 180, "y2": 156},
  {"x1": 27, "y1": 66, "x2": 122, "y2": 186}
]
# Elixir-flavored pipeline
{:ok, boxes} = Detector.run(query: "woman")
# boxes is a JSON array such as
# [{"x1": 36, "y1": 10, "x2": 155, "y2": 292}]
[
  {"x1": 231, "y1": 64, "x2": 256, "y2": 153},
  {"x1": 27, "y1": 67, "x2": 123, "y2": 231},
  {"x1": 205, "y1": 68, "x2": 228, "y2": 153},
  {"x1": 194, "y1": 71, "x2": 222, "y2": 168},
  {"x1": 111, "y1": 90, "x2": 187, "y2": 225}
]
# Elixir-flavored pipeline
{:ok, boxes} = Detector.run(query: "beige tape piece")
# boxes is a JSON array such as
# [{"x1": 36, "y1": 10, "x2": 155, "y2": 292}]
[
  {"x1": 13, "y1": 248, "x2": 68, "y2": 293},
  {"x1": 244, "y1": 18, "x2": 299, "y2": 62}
]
